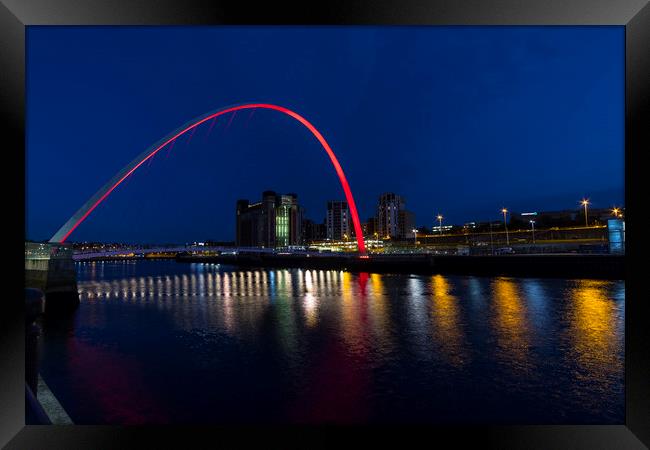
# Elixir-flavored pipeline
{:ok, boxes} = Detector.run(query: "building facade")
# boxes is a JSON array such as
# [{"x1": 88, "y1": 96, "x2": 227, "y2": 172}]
[
  {"x1": 398, "y1": 210, "x2": 416, "y2": 240},
  {"x1": 376, "y1": 192, "x2": 403, "y2": 238},
  {"x1": 326, "y1": 200, "x2": 350, "y2": 240},
  {"x1": 376, "y1": 192, "x2": 415, "y2": 239},
  {"x1": 236, "y1": 191, "x2": 302, "y2": 248},
  {"x1": 302, "y1": 219, "x2": 326, "y2": 243},
  {"x1": 363, "y1": 217, "x2": 377, "y2": 237}
]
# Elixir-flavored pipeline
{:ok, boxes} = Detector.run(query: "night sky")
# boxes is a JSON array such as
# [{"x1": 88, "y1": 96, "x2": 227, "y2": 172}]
[{"x1": 26, "y1": 26, "x2": 624, "y2": 244}]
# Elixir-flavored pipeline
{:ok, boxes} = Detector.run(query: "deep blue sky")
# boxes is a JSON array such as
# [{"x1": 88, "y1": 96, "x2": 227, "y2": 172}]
[{"x1": 27, "y1": 26, "x2": 624, "y2": 244}]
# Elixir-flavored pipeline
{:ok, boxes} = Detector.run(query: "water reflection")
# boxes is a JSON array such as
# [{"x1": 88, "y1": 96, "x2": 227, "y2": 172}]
[
  {"x1": 431, "y1": 274, "x2": 467, "y2": 367},
  {"x1": 340, "y1": 272, "x2": 368, "y2": 357},
  {"x1": 272, "y1": 270, "x2": 299, "y2": 363},
  {"x1": 491, "y1": 277, "x2": 532, "y2": 374},
  {"x1": 404, "y1": 276, "x2": 434, "y2": 363},
  {"x1": 65, "y1": 261, "x2": 625, "y2": 424},
  {"x1": 302, "y1": 270, "x2": 318, "y2": 327},
  {"x1": 367, "y1": 274, "x2": 393, "y2": 356},
  {"x1": 567, "y1": 280, "x2": 624, "y2": 386}
]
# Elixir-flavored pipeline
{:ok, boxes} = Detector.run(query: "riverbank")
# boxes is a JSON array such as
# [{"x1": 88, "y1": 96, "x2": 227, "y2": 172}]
[{"x1": 176, "y1": 252, "x2": 624, "y2": 280}]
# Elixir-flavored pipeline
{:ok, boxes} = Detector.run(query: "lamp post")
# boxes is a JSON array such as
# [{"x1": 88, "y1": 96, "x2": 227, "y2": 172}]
[
  {"x1": 437, "y1": 214, "x2": 443, "y2": 236},
  {"x1": 530, "y1": 220, "x2": 535, "y2": 244},
  {"x1": 502, "y1": 208, "x2": 509, "y2": 246},
  {"x1": 412, "y1": 228, "x2": 418, "y2": 246},
  {"x1": 581, "y1": 199, "x2": 590, "y2": 227},
  {"x1": 612, "y1": 207, "x2": 620, "y2": 218}
]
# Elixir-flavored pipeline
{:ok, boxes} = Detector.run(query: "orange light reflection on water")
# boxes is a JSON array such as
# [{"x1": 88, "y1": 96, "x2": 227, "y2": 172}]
[
  {"x1": 568, "y1": 280, "x2": 623, "y2": 385},
  {"x1": 431, "y1": 274, "x2": 467, "y2": 367},
  {"x1": 491, "y1": 277, "x2": 531, "y2": 374}
]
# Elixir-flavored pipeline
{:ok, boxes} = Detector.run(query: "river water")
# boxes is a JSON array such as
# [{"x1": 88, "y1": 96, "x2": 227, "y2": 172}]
[{"x1": 38, "y1": 259, "x2": 624, "y2": 424}]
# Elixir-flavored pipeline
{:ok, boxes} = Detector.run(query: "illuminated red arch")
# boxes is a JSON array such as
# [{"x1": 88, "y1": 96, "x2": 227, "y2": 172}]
[{"x1": 50, "y1": 103, "x2": 367, "y2": 253}]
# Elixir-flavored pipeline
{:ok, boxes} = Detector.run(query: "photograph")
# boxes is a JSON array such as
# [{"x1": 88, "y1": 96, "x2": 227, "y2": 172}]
[
  {"x1": 5, "y1": 1, "x2": 647, "y2": 446},
  {"x1": 24, "y1": 25, "x2": 626, "y2": 425}
]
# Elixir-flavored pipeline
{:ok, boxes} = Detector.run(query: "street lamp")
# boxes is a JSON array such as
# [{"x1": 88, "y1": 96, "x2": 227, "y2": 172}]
[
  {"x1": 612, "y1": 207, "x2": 621, "y2": 218},
  {"x1": 437, "y1": 214, "x2": 443, "y2": 235},
  {"x1": 581, "y1": 199, "x2": 590, "y2": 227},
  {"x1": 502, "y1": 208, "x2": 510, "y2": 245},
  {"x1": 412, "y1": 228, "x2": 418, "y2": 246},
  {"x1": 530, "y1": 220, "x2": 535, "y2": 244}
]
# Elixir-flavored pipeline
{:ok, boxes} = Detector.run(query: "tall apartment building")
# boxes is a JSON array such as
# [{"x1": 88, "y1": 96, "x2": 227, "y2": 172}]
[
  {"x1": 376, "y1": 192, "x2": 416, "y2": 239},
  {"x1": 398, "y1": 210, "x2": 416, "y2": 240},
  {"x1": 326, "y1": 200, "x2": 350, "y2": 240},
  {"x1": 236, "y1": 191, "x2": 302, "y2": 248}
]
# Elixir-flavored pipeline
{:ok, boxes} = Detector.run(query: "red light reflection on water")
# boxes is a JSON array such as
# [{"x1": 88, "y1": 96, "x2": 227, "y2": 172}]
[
  {"x1": 288, "y1": 273, "x2": 372, "y2": 423},
  {"x1": 64, "y1": 339, "x2": 169, "y2": 424}
]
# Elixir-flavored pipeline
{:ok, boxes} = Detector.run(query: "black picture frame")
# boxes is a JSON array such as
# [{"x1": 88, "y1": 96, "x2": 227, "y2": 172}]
[{"x1": 3, "y1": 0, "x2": 648, "y2": 448}]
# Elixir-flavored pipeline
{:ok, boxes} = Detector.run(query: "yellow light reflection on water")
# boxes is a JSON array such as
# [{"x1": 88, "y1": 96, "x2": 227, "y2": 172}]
[
  {"x1": 492, "y1": 277, "x2": 531, "y2": 374},
  {"x1": 340, "y1": 272, "x2": 366, "y2": 355},
  {"x1": 367, "y1": 273, "x2": 393, "y2": 355},
  {"x1": 431, "y1": 274, "x2": 467, "y2": 367},
  {"x1": 568, "y1": 280, "x2": 622, "y2": 384}
]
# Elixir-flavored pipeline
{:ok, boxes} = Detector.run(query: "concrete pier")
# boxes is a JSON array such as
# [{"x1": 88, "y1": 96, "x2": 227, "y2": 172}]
[{"x1": 25, "y1": 242, "x2": 79, "y2": 313}]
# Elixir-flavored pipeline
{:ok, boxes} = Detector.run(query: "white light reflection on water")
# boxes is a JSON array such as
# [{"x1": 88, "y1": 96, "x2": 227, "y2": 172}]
[{"x1": 70, "y1": 260, "x2": 625, "y2": 424}]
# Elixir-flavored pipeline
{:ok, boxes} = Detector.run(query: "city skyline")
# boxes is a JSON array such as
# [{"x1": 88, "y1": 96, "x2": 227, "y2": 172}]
[
  {"x1": 33, "y1": 191, "x2": 624, "y2": 246},
  {"x1": 27, "y1": 26, "x2": 624, "y2": 243}
]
